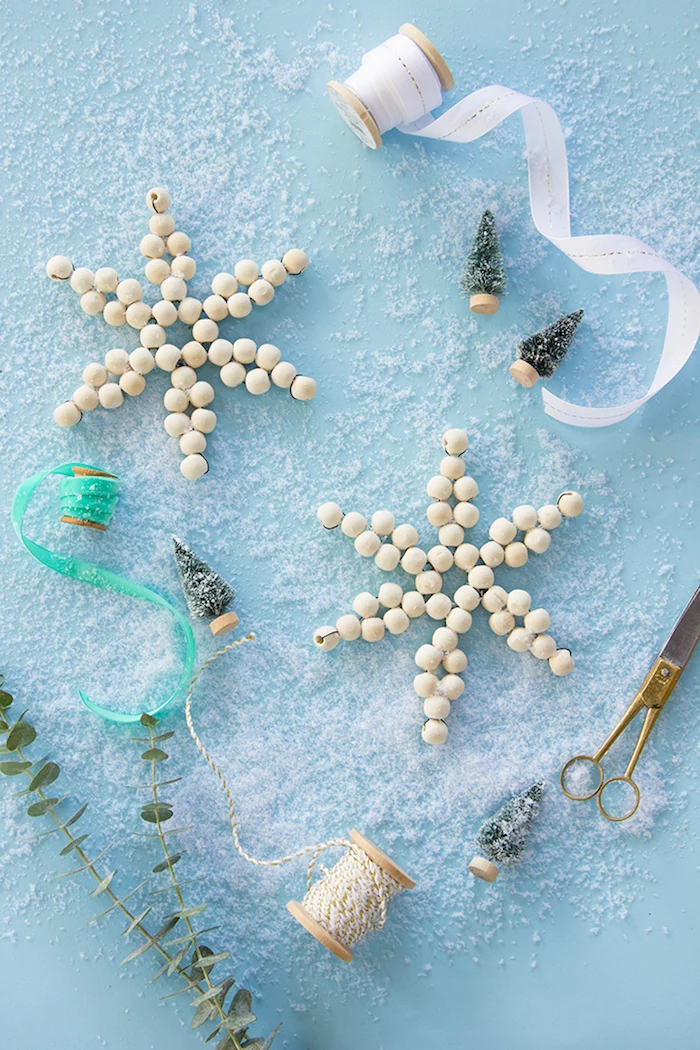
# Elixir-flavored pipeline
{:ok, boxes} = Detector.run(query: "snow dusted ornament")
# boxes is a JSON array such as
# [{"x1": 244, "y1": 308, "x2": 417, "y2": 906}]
[
  {"x1": 313, "y1": 429, "x2": 583, "y2": 745},
  {"x1": 460, "y1": 210, "x2": 506, "y2": 315},
  {"x1": 48, "y1": 188, "x2": 317, "y2": 480},
  {"x1": 468, "y1": 782, "x2": 544, "y2": 882}
]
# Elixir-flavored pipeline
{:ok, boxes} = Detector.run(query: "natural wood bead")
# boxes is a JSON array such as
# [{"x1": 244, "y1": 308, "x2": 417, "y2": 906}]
[
  {"x1": 427, "y1": 502, "x2": 453, "y2": 527},
  {"x1": 425, "y1": 593, "x2": 452, "y2": 619},
  {"x1": 454, "y1": 543, "x2": 480, "y2": 571},
  {"x1": 164, "y1": 412, "x2": 191, "y2": 438},
  {"x1": 211, "y1": 273, "x2": 238, "y2": 298},
  {"x1": 72, "y1": 385, "x2": 99, "y2": 411},
  {"x1": 116, "y1": 278, "x2": 143, "y2": 305},
  {"x1": 54, "y1": 401, "x2": 81, "y2": 427},
  {"x1": 161, "y1": 276, "x2": 188, "y2": 302},
  {"x1": 401, "y1": 592, "x2": 426, "y2": 618},
  {"x1": 189, "y1": 381, "x2": 215, "y2": 408},
  {"x1": 489, "y1": 517, "x2": 517, "y2": 545},
  {"x1": 378, "y1": 582, "x2": 403, "y2": 608},
  {"x1": 371, "y1": 510, "x2": 395, "y2": 536},
  {"x1": 336, "y1": 614, "x2": 362, "y2": 641},
  {"x1": 145, "y1": 259, "x2": 171, "y2": 285},
  {"x1": 318, "y1": 502, "x2": 344, "y2": 529},
  {"x1": 439, "y1": 674, "x2": 465, "y2": 700},
  {"x1": 453, "y1": 502, "x2": 479, "y2": 529},
  {"x1": 392, "y1": 523, "x2": 419, "y2": 550},
  {"x1": 467, "y1": 565, "x2": 494, "y2": 592},
  {"x1": 469, "y1": 856, "x2": 499, "y2": 882},
  {"x1": 428, "y1": 546, "x2": 453, "y2": 572},
  {"x1": 446, "y1": 607, "x2": 472, "y2": 634},
  {"x1": 438, "y1": 523, "x2": 465, "y2": 547},
  {"x1": 454, "y1": 584, "x2": 480, "y2": 611},
  {"x1": 422, "y1": 719, "x2": 448, "y2": 745},
  {"x1": 152, "y1": 300, "x2": 178, "y2": 326},
  {"x1": 524, "y1": 527, "x2": 551, "y2": 554},
  {"x1": 46, "y1": 255, "x2": 73, "y2": 280},
  {"x1": 126, "y1": 301, "x2": 153, "y2": 329},
  {"x1": 164, "y1": 388, "x2": 189, "y2": 412},
  {"x1": 415, "y1": 644, "x2": 442, "y2": 671},
  {"x1": 440, "y1": 455, "x2": 465, "y2": 480},
  {"x1": 384, "y1": 608, "x2": 410, "y2": 634},
  {"x1": 261, "y1": 259, "x2": 288, "y2": 286},
  {"x1": 453, "y1": 475, "x2": 478, "y2": 501},
  {"x1": 489, "y1": 610, "x2": 515, "y2": 636},
  {"x1": 192, "y1": 319, "x2": 218, "y2": 344},
  {"x1": 414, "y1": 672, "x2": 438, "y2": 697},
  {"x1": 524, "y1": 608, "x2": 551, "y2": 634},
  {"x1": 314, "y1": 626, "x2": 340, "y2": 652},
  {"x1": 506, "y1": 589, "x2": 531, "y2": 616},
  {"x1": 93, "y1": 267, "x2": 119, "y2": 293},
  {"x1": 531, "y1": 634, "x2": 557, "y2": 660},
  {"x1": 432, "y1": 627, "x2": 458, "y2": 652},
  {"x1": 80, "y1": 290, "x2": 106, "y2": 315},
  {"x1": 70, "y1": 267, "x2": 94, "y2": 294},
  {"x1": 227, "y1": 292, "x2": 252, "y2": 318},
  {"x1": 504, "y1": 542, "x2": 528, "y2": 567},
  {"x1": 180, "y1": 454, "x2": 208, "y2": 480},
  {"x1": 442, "y1": 649, "x2": 467, "y2": 674},
  {"x1": 83, "y1": 362, "x2": 108, "y2": 387},
  {"x1": 190, "y1": 408, "x2": 217, "y2": 433},
  {"x1": 481, "y1": 586, "x2": 507, "y2": 613},
  {"x1": 512, "y1": 504, "x2": 538, "y2": 531},
  {"x1": 256, "y1": 343, "x2": 281, "y2": 371},
  {"x1": 355, "y1": 531, "x2": 381, "y2": 557},
  {"x1": 171, "y1": 255, "x2": 196, "y2": 281},
  {"x1": 480, "y1": 541, "x2": 505, "y2": 568},
  {"x1": 341, "y1": 512, "x2": 366, "y2": 538},
  {"x1": 506, "y1": 627, "x2": 532, "y2": 652},
  {"x1": 361, "y1": 617, "x2": 385, "y2": 642},
  {"x1": 233, "y1": 338, "x2": 257, "y2": 364},
  {"x1": 234, "y1": 260, "x2": 259, "y2": 285},
  {"x1": 442, "y1": 428, "x2": 468, "y2": 455},
  {"x1": 352, "y1": 591, "x2": 379, "y2": 618},
  {"x1": 424, "y1": 695, "x2": 450, "y2": 720},
  {"x1": 290, "y1": 375, "x2": 316, "y2": 401},
  {"x1": 375, "y1": 543, "x2": 400, "y2": 571},
  {"x1": 104, "y1": 348, "x2": 129, "y2": 374},
  {"x1": 415, "y1": 570, "x2": 442, "y2": 595},
  {"x1": 129, "y1": 347, "x2": 156, "y2": 374},
  {"x1": 149, "y1": 213, "x2": 175, "y2": 237},
  {"x1": 140, "y1": 234, "x2": 166, "y2": 259},
  {"x1": 203, "y1": 294, "x2": 229, "y2": 321},
  {"x1": 167, "y1": 231, "x2": 191, "y2": 256},
  {"x1": 208, "y1": 339, "x2": 234, "y2": 366},
  {"x1": 181, "y1": 341, "x2": 208, "y2": 368},
  {"x1": 249, "y1": 279, "x2": 275, "y2": 306},
  {"x1": 401, "y1": 547, "x2": 427, "y2": 574},
  {"x1": 119, "y1": 371, "x2": 146, "y2": 396},
  {"x1": 171, "y1": 365, "x2": 198, "y2": 390},
  {"x1": 282, "y1": 249, "x2": 309, "y2": 274},
  {"x1": 549, "y1": 648, "x2": 574, "y2": 676},
  {"x1": 103, "y1": 300, "x2": 127, "y2": 326},
  {"x1": 245, "y1": 368, "x2": 271, "y2": 395},
  {"x1": 220, "y1": 362, "x2": 246, "y2": 387},
  {"x1": 427, "y1": 475, "x2": 452, "y2": 501},
  {"x1": 155, "y1": 344, "x2": 182, "y2": 371},
  {"x1": 179, "y1": 297, "x2": 203, "y2": 324},
  {"x1": 140, "y1": 324, "x2": 166, "y2": 349},
  {"x1": 146, "y1": 187, "x2": 171, "y2": 213},
  {"x1": 271, "y1": 361, "x2": 297, "y2": 388},
  {"x1": 558, "y1": 491, "x2": 584, "y2": 517},
  {"x1": 98, "y1": 382, "x2": 123, "y2": 409},
  {"x1": 538, "y1": 504, "x2": 562, "y2": 530}
]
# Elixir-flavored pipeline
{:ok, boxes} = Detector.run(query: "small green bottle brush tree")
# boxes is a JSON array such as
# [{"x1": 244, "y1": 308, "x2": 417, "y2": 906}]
[
  {"x1": 510, "y1": 310, "x2": 584, "y2": 387},
  {"x1": 0, "y1": 677, "x2": 278, "y2": 1050},
  {"x1": 468, "y1": 782, "x2": 544, "y2": 882},
  {"x1": 173, "y1": 535, "x2": 239, "y2": 637},
  {"x1": 461, "y1": 210, "x2": 507, "y2": 315}
]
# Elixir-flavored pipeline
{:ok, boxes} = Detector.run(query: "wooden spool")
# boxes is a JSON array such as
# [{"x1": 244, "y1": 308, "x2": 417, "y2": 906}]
[
  {"x1": 210, "y1": 610, "x2": 240, "y2": 637},
  {"x1": 327, "y1": 24, "x2": 453, "y2": 150},
  {"x1": 509, "y1": 360, "x2": 540, "y2": 387},
  {"x1": 60, "y1": 466, "x2": 118, "y2": 531},
  {"x1": 468, "y1": 855, "x2": 499, "y2": 882},
  {"x1": 470, "y1": 293, "x2": 500, "y2": 315},
  {"x1": 287, "y1": 829, "x2": 416, "y2": 963}
]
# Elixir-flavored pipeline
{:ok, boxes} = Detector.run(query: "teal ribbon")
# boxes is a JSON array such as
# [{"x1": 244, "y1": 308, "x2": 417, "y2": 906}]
[{"x1": 11, "y1": 462, "x2": 196, "y2": 724}]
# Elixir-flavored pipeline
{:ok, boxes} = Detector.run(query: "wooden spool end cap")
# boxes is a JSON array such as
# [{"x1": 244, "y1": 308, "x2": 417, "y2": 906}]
[
  {"x1": 210, "y1": 611, "x2": 240, "y2": 637},
  {"x1": 71, "y1": 466, "x2": 117, "y2": 478},
  {"x1": 509, "y1": 360, "x2": 540, "y2": 388},
  {"x1": 470, "y1": 293, "x2": 499, "y2": 315},
  {"x1": 399, "y1": 24, "x2": 454, "y2": 91},
  {"x1": 286, "y1": 900, "x2": 353, "y2": 963},
  {"x1": 326, "y1": 80, "x2": 382, "y2": 150},
  {"x1": 468, "y1": 855, "x2": 499, "y2": 882},
  {"x1": 349, "y1": 829, "x2": 416, "y2": 889},
  {"x1": 60, "y1": 515, "x2": 106, "y2": 531}
]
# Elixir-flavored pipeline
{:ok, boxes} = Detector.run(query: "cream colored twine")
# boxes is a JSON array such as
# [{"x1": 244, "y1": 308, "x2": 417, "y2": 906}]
[{"x1": 184, "y1": 634, "x2": 404, "y2": 949}]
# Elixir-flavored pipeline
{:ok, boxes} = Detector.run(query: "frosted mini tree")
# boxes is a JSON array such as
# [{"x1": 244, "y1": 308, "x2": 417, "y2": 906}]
[
  {"x1": 314, "y1": 429, "x2": 584, "y2": 745},
  {"x1": 460, "y1": 210, "x2": 507, "y2": 315},
  {"x1": 510, "y1": 310, "x2": 584, "y2": 388},
  {"x1": 468, "y1": 782, "x2": 544, "y2": 882},
  {"x1": 46, "y1": 187, "x2": 317, "y2": 480},
  {"x1": 172, "y1": 535, "x2": 238, "y2": 637}
]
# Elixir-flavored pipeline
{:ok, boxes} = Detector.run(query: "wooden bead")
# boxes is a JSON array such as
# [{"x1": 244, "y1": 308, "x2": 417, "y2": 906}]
[
  {"x1": 355, "y1": 531, "x2": 381, "y2": 557},
  {"x1": 402, "y1": 592, "x2": 426, "y2": 618},
  {"x1": 70, "y1": 267, "x2": 94, "y2": 294},
  {"x1": 256, "y1": 343, "x2": 281, "y2": 371},
  {"x1": 375, "y1": 543, "x2": 400, "y2": 571},
  {"x1": 140, "y1": 324, "x2": 166, "y2": 349},
  {"x1": 507, "y1": 627, "x2": 532, "y2": 652},
  {"x1": 424, "y1": 695, "x2": 450, "y2": 720},
  {"x1": 245, "y1": 368, "x2": 270, "y2": 395},
  {"x1": 384, "y1": 608, "x2": 410, "y2": 634},
  {"x1": 454, "y1": 585, "x2": 480, "y2": 611},
  {"x1": 145, "y1": 259, "x2": 171, "y2": 285},
  {"x1": 361, "y1": 617, "x2": 385, "y2": 642},
  {"x1": 171, "y1": 365, "x2": 197, "y2": 390},
  {"x1": 146, "y1": 187, "x2": 172, "y2": 213},
  {"x1": 83, "y1": 362, "x2": 108, "y2": 387},
  {"x1": 249, "y1": 279, "x2": 275, "y2": 306},
  {"x1": 415, "y1": 644, "x2": 442, "y2": 671},
  {"x1": 161, "y1": 276, "x2": 188, "y2": 302},
  {"x1": 427, "y1": 475, "x2": 452, "y2": 501},
  {"x1": 190, "y1": 408, "x2": 217, "y2": 433},
  {"x1": 171, "y1": 255, "x2": 197, "y2": 281},
  {"x1": 46, "y1": 255, "x2": 73, "y2": 280},
  {"x1": 282, "y1": 249, "x2": 309, "y2": 275},
  {"x1": 524, "y1": 527, "x2": 551, "y2": 554},
  {"x1": 93, "y1": 267, "x2": 119, "y2": 293},
  {"x1": 489, "y1": 610, "x2": 515, "y2": 636},
  {"x1": 440, "y1": 674, "x2": 465, "y2": 700},
  {"x1": 80, "y1": 290, "x2": 106, "y2": 315},
  {"x1": 468, "y1": 856, "x2": 499, "y2": 882},
  {"x1": 208, "y1": 339, "x2": 234, "y2": 366},
  {"x1": 318, "y1": 502, "x2": 344, "y2": 529},
  {"x1": 489, "y1": 517, "x2": 517, "y2": 545},
  {"x1": 103, "y1": 300, "x2": 127, "y2": 326},
  {"x1": 454, "y1": 543, "x2": 480, "y2": 571},
  {"x1": 481, "y1": 586, "x2": 507, "y2": 613},
  {"x1": 290, "y1": 375, "x2": 317, "y2": 401},
  {"x1": 336, "y1": 614, "x2": 362, "y2": 641},
  {"x1": 140, "y1": 234, "x2": 166, "y2": 258},
  {"x1": 432, "y1": 627, "x2": 458, "y2": 652},
  {"x1": 392, "y1": 523, "x2": 419, "y2": 550},
  {"x1": 558, "y1": 491, "x2": 584, "y2": 517},
  {"x1": 155, "y1": 344, "x2": 182, "y2": 371},
  {"x1": 262, "y1": 259, "x2": 288, "y2": 286},
  {"x1": 524, "y1": 609, "x2": 551, "y2": 634},
  {"x1": 104, "y1": 348, "x2": 129, "y2": 374},
  {"x1": 480, "y1": 541, "x2": 505, "y2": 568},
  {"x1": 233, "y1": 338, "x2": 257, "y2": 364},
  {"x1": 72, "y1": 385, "x2": 99, "y2": 411},
  {"x1": 98, "y1": 382, "x2": 123, "y2": 409},
  {"x1": 425, "y1": 593, "x2": 452, "y2": 619},
  {"x1": 442, "y1": 428, "x2": 468, "y2": 455},
  {"x1": 341, "y1": 512, "x2": 366, "y2": 538},
  {"x1": 179, "y1": 297, "x2": 203, "y2": 324},
  {"x1": 164, "y1": 388, "x2": 189, "y2": 412},
  {"x1": 414, "y1": 672, "x2": 438, "y2": 697},
  {"x1": 453, "y1": 502, "x2": 479, "y2": 529},
  {"x1": 378, "y1": 582, "x2": 403, "y2": 607},
  {"x1": 401, "y1": 547, "x2": 427, "y2": 574},
  {"x1": 149, "y1": 213, "x2": 175, "y2": 237},
  {"x1": 422, "y1": 719, "x2": 448, "y2": 746},
  {"x1": 192, "y1": 319, "x2": 218, "y2": 344},
  {"x1": 152, "y1": 300, "x2": 178, "y2": 326},
  {"x1": 181, "y1": 341, "x2": 208, "y2": 368},
  {"x1": 189, "y1": 381, "x2": 215, "y2": 408},
  {"x1": 119, "y1": 371, "x2": 146, "y2": 396},
  {"x1": 440, "y1": 456, "x2": 465, "y2": 480},
  {"x1": 54, "y1": 401, "x2": 81, "y2": 427},
  {"x1": 453, "y1": 475, "x2": 478, "y2": 501},
  {"x1": 353, "y1": 591, "x2": 379, "y2": 618},
  {"x1": 427, "y1": 502, "x2": 453, "y2": 528},
  {"x1": 538, "y1": 504, "x2": 563, "y2": 530},
  {"x1": 467, "y1": 566, "x2": 494, "y2": 592},
  {"x1": 314, "y1": 626, "x2": 340, "y2": 652},
  {"x1": 531, "y1": 634, "x2": 557, "y2": 660},
  {"x1": 415, "y1": 570, "x2": 442, "y2": 595},
  {"x1": 271, "y1": 361, "x2": 297, "y2": 388},
  {"x1": 203, "y1": 295, "x2": 229, "y2": 321},
  {"x1": 211, "y1": 273, "x2": 238, "y2": 298},
  {"x1": 436, "y1": 524, "x2": 463, "y2": 549},
  {"x1": 116, "y1": 278, "x2": 143, "y2": 305},
  {"x1": 442, "y1": 649, "x2": 467, "y2": 674},
  {"x1": 126, "y1": 301, "x2": 153, "y2": 328},
  {"x1": 227, "y1": 292, "x2": 252, "y2": 318},
  {"x1": 164, "y1": 412, "x2": 191, "y2": 438},
  {"x1": 167, "y1": 231, "x2": 191, "y2": 256},
  {"x1": 504, "y1": 542, "x2": 528, "y2": 567},
  {"x1": 220, "y1": 362, "x2": 246, "y2": 388},
  {"x1": 446, "y1": 607, "x2": 472, "y2": 634},
  {"x1": 180, "y1": 454, "x2": 208, "y2": 480},
  {"x1": 507, "y1": 589, "x2": 531, "y2": 616},
  {"x1": 234, "y1": 260, "x2": 259, "y2": 285},
  {"x1": 512, "y1": 505, "x2": 538, "y2": 531},
  {"x1": 549, "y1": 648, "x2": 575, "y2": 676}
]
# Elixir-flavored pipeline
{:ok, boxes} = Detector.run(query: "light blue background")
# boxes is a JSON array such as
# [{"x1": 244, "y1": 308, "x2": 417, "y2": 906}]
[{"x1": 1, "y1": 0, "x2": 699, "y2": 1048}]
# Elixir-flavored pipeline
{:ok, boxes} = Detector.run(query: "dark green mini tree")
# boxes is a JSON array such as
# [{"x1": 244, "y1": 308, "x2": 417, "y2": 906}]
[
  {"x1": 475, "y1": 782, "x2": 544, "y2": 866},
  {"x1": 460, "y1": 210, "x2": 507, "y2": 313},
  {"x1": 173, "y1": 536, "x2": 238, "y2": 636},
  {"x1": 510, "y1": 310, "x2": 584, "y2": 387}
]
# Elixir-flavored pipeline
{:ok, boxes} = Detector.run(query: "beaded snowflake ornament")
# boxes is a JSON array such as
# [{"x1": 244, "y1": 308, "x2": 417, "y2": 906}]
[
  {"x1": 313, "y1": 428, "x2": 584, "y2": 745},
  {"x1": 46, "y1": 187, "x2": 316, "y2": 480}
]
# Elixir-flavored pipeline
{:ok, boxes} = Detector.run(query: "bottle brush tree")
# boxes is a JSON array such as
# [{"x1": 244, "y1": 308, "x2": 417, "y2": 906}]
[
  {"x1": 468, "y1": 782, "x2": 544, "y2": 882},
  {"x1": 510, "y1": 310, "x2": 584, "y2": 387},
  {"x1": 172, "y1": 536, "x2": 238, "y2": 637},
  {"x1": 460, "y1": 209, "x2": 507, "y2": 315}
]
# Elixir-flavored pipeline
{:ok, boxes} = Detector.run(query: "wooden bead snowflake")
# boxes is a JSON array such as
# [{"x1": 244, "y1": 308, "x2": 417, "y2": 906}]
[
  {"x1": 46, "y1": 187, "x2": 317, "y2": 480},
  {"x1": 313, "y1": 428, "x2": 584, "y2": 745}
]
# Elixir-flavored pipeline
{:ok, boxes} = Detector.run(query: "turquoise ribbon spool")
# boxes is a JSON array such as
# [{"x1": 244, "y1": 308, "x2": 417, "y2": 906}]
[{"x1": 11, "y1": 462, "x2": 196, "y2": 725}]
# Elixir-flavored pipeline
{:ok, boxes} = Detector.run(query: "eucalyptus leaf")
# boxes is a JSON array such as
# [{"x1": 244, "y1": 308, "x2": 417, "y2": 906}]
[
  {"x1": 141, "y1": 748, "x2": 168, "y2": 762},
  {"x1": 27, "y1": 797, "x2": 59, "y2": 817},
  {"x1": 215, "y1": 1034, "x2": 234, "y2": 1050},
  {"x1": 133, "y1": 731, "x2": 175, "y2": 743},
  {"x1": 0, "y1": 689, "x2": 13, "y2": 709},
  {"x1": 153, "y1": 915, "x2": 180, "y2": 941},
  {"x1": 6, "y1": 714, "x2": 36, "y2": 751},
  {"x1": 148, "y1": 876, "x2": 205, "y2": 896},
  {"x1": 127, "y1": 777, "x2": 183, "y2": 790},
  {"x1": 28, "y1": 761, "x2": 60, "y2": 792},
  {"x1": 121, "y1": 939, "x2": 156, "y2": 965},
  {"x1": 0, "y1": 720, "x2": 8, "y2": 733},
  {"x1": 0, "y1": 761, "x2": 32, "y2": 775},
  {"x1": 122, "y1": 906, "x2": 152, "y2": 937},
  {"x1": 140, "y1": 802, "x2": 174, "y2": 824},
  {"x1": 152, "y1": 851, "x2": 185, "y2": 874},
  {"x1": 166, "y1": 903, "x2": 208, "y2": 921},
  {"x1": 140, "y1": 713, "x2": 158, "y2": 727},
  {"x1": 191, "y1": 975, "x2": 234, "y2": 1008},
  {"x1": 59, "y1": 833, "x2": 89, "y2": 856},
  {"x1": 261, "y1": 1023, "x2": 282, "y2": 1050},
  {"x1": 60, "y1": 837, "x2": 117, "y2": 877},
  {"x1": 165, "y1": 926, "x2": 220, "y2": 948},
  {"x1": 167, "y1": 943, "x2": 191, "y2": 976},
  {"x1": 150, "y1": 959, "x2": 171, "y2": 983},
  {"x1": 91, "y1": 879, "x2": 148, "y2": 917},
  {"x1": 191, "y1": 1001, "x2": 217, "y2": 1030},
  {"x1": 196, "y1": 951, "x2": 230, "y2": 971},
  {"x1": 160, "y1": 979, "x2": 203, "y2": 1000},
  {"x1": 64, "y1": 803, "x2": 88, "y2": 829},
  {"x1": 91, "y1": 870, "x2": 117, "y2": 897}
]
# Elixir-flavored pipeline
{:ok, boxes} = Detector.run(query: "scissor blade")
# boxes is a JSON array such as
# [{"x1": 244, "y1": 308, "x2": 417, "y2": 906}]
[{"x1": 660, "y1": 585, "x2": 700, "y2": 671}]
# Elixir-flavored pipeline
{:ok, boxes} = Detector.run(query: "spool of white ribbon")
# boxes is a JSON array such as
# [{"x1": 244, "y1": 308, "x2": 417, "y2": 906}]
[{"x1": 327, "y1": 25, "x2": 700, "y2": 429}]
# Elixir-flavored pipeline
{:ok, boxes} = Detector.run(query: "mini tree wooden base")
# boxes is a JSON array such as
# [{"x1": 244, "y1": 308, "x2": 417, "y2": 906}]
[
  {"x1": 468, "y1": 855, "x2": 499, "y2": 882},
  {"x1": 470, "y1": 293, "x2": 499, "y2": 315},
  {"x1": 509, "y1": 359, "x2": 540, "y2": 387},
  {"x1": 210, "y1": 611, "x2": 240, "y2": 637}
]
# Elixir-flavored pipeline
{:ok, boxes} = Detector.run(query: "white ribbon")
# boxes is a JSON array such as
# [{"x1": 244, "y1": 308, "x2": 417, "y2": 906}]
[{"x1": 338, "y1": 37, "x2": 700, "y2": 428}]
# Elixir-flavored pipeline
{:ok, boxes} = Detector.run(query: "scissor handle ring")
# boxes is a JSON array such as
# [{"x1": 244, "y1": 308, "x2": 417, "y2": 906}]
[
  {"x1": 560, "y1": 755, "x2": 603, "y2": 801},
  {"x1": 597, "y1": 776, "x2": 641, "y2": 822}
]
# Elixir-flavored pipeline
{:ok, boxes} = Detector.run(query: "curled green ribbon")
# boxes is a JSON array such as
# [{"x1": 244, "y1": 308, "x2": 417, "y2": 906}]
[{"x1": 11, "y1": 462, "x2": 196, "y2": 724}]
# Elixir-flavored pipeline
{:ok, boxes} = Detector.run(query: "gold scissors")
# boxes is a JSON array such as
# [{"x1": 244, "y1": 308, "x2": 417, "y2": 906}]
[{"x1": 561, "y1": 584, "x2": 700, "y2": 821}]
